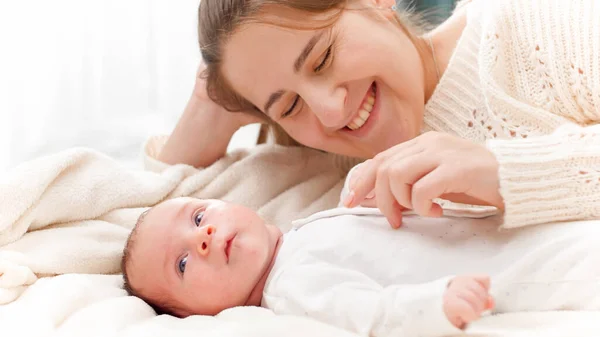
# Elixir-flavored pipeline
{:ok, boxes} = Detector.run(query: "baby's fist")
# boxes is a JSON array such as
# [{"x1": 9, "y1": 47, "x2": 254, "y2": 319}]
[{"x1": 443, "y1": 275, "x2": 494, "y2": 329}]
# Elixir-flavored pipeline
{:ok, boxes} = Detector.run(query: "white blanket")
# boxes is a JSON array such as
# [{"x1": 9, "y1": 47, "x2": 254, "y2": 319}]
[{"x1": 2, "y1": 144, "x2": 600, "y2": 337}]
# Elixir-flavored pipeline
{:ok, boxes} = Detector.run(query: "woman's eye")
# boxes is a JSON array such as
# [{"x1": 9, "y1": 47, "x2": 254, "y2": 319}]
[
  {"x1": 194, "y1": 212, "x2": 204, "y2": 226},
  {"x1": 281, "y1": 95, "x2": 300, "y2": 118},
  {"x1": 179, "y1": 256, "x2": 187, "y2": 274},
  {"x1": 314, "y1": 46, "x2": 332, "y2": 73}
]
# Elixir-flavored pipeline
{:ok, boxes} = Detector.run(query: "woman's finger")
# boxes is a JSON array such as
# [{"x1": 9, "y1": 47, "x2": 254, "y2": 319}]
[
  {"x1": 349, "y1": 161, "x2": 368, "y2": 187},
  {"x1": 411, "y1": 166, "x2": 454, "y2": 217},
  {"x1": 374, "y1": 164, "x2": 403, "y2": 228},
  {"x1": 439, "y1": 193, "x2": 490, "y2": 207},
  {"x1": 344, "y1": 139, "x2": 423, "y2": 207},
  {"x1": 386, "y1": 152, "x2": 438, "y2": 212},
  {"x1": 345, "y1": 145, "x2": 424, "y2": 207},
  {"x1": 386, "y1": 151, "x2": 426, "y2": 209},
  {"x1": 344, "y1": 159, "x2": 378, "y2": 207},
  {"x1": 359, "y1": 196, "x2": 377, "y2": 208},
  {"x1": 348, "y1": 162, "x2": 376, "y2": 206}
]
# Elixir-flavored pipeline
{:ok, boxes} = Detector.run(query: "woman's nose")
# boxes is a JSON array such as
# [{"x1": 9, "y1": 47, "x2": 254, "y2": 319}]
[
  {"x1": 194, "y1": 224, "x2": 216, "y2": 257},
  {"x1": 308, "y1": 87, "x2": 347, "y2": 129}
]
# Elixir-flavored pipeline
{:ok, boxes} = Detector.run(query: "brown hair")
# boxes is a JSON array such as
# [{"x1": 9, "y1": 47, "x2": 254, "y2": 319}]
[
  {"x1": 198, "y1": 0, "x2": 434, "y2": 144},
  {"x1": 122, "y1": 209, "x2": 177, "y2": 316}
]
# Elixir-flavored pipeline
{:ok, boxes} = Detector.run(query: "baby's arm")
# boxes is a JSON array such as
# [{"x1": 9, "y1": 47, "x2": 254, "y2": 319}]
[{"x1": 265, "y1": 261, "x2": 493, "y2": 337}]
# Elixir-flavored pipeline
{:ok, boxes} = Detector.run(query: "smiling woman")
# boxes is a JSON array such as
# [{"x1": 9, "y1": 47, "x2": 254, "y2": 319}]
[
  {"x1": 191, "y1": 0, "x2": 600, "y2": 231},
  {"x1": 199, "y1": 0, "x2": 438, "y2": 159}
]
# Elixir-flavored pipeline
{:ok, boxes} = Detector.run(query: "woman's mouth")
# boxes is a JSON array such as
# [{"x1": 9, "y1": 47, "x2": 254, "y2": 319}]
[
  {"x1": 347, "y1": 84, "x2": 376, "y2": 130},
  {"x1": 344, "y1": 83, "x2": 378, "y2": 135}
]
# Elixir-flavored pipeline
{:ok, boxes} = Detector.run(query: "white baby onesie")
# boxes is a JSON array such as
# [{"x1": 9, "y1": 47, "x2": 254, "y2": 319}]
[{"x1": 262, "y1": 207, "x2": 600, "y2": 337}]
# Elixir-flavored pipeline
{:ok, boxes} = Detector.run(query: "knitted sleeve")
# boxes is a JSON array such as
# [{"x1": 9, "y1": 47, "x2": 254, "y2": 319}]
[
  {"x1": 488, "y1": 124, "x2": 600, "y2": 228},
  {"x1": 481, "y1": 0, "x2": 600, "y2": 228}
]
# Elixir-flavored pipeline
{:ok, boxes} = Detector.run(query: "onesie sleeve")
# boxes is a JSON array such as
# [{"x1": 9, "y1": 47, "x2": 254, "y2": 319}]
[{"x1": 263, "y1": 259, "x2": 461, "y2": 337}]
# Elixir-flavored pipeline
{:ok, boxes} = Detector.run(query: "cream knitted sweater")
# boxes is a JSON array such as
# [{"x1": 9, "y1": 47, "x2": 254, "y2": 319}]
[{"x1": 423, "y1": 0, "x2": 600, "y2": 228}]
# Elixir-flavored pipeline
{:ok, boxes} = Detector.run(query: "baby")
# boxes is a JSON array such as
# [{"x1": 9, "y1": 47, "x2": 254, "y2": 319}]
[{"x1": 122, "y1": 197, "x2": 600, "y2": 337}]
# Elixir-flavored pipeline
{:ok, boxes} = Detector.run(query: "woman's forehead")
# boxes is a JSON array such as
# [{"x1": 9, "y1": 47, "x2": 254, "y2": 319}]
[{"x1": 222, "y1": 24, "x2": 320, "y2": 109}]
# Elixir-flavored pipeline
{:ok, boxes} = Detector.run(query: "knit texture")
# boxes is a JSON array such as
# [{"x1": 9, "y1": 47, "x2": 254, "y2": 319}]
[{"x1": 423, "y1": 0, "x2": 600, "y2": 228}]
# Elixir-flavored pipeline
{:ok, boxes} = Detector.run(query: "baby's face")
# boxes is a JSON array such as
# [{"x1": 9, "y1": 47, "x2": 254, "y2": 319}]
[{"x1": 129, "y1": 197, "x2": 281, "y2": 316}]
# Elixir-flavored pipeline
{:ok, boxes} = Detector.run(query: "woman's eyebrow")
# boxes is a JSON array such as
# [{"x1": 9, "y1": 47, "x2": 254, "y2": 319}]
[
  {"x1": 264, "y1": 90, "x2": 285, "y2": 115},
  {"x1": 293, "y1": 30, "x2": 325, "y2": 72},
  {"x1": 263, "y1": 30, "x2": 325, "y2": 115}
]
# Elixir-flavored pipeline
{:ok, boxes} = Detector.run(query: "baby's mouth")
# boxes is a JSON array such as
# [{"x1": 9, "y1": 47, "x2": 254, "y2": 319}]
[{"x1": 225, "y1": 236, "x2": 235, "y2": 263}]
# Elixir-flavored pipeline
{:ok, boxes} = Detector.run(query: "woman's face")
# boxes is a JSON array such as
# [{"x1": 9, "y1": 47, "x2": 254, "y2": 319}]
[{"x1": 222, "y1": 0, "x2": 429, "y2": 158}]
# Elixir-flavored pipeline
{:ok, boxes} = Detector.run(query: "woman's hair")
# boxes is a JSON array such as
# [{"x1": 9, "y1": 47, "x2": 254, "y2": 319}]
[{"x1": 198, "y1": 0, "x2": 433, "y2": 143}]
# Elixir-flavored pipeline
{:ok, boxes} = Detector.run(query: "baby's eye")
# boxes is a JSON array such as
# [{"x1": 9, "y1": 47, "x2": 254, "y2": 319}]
[
  {"x1": 194, "y1": 212, "x2": 204, "y2": 226},
  {"x1": 179, "y1": 256, "x2": 187, "y2": 274}
]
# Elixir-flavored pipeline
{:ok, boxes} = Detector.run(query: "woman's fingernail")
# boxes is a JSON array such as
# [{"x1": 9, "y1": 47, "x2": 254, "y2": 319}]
[
  {"x1": 366, "y1": 191, "x2": 375, "y2": 199},
  {"x1": 344, "y1": 191, "x2": 355, "y2": 207}
]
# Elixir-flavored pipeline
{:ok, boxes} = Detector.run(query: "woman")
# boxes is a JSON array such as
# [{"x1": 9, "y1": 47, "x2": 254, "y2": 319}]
[{"x1": 161, "y1": 0, "x2": 600, "y2": 229}]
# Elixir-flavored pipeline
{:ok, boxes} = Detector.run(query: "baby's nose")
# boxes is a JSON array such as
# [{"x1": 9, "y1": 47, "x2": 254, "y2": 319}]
[{"x1": 196, "y1": 224, "x2": 216, "y2": 257}]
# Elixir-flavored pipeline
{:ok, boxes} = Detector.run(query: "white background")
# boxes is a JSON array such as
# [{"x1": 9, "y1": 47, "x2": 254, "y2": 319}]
[{"x1": 0, "y1": 0, "x2": 258, "y2": 172}]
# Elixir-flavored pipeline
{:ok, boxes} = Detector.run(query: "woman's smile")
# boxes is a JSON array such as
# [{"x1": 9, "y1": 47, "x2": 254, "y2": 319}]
[{"x1": 341, "y1": 82, "x2": 380, "y2": 138}]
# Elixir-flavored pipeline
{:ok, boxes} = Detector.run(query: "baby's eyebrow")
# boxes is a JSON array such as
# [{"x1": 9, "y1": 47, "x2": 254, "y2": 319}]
[{"x1": 175, "y1": 202, "x2": 191, "y2": 222}]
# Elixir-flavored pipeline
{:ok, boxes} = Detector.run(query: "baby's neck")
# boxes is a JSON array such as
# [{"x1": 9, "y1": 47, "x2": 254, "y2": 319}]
[{"x1": 245, "y1": 228, "x2": 283, "y2": 307}]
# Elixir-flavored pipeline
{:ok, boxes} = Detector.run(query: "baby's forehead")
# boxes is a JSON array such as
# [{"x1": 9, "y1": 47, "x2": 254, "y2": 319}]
[
  {"x1": 143, "y1": 200, "x2": 182, "y2": 227},
  {"x1": 129, "y1": 210, "x2": 173, "y2": 292},
  {"x1": 136, "y1": 207, "x2": 173, "y2": 243}
]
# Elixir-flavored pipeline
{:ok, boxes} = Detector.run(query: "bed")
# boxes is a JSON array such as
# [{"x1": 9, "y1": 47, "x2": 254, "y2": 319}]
[
  {"x1": 2, "y1": 138, "x2": 600, "y2": 337},
  {"x1": 3, "y1": 1, "x2": 600, "y2": 335}
]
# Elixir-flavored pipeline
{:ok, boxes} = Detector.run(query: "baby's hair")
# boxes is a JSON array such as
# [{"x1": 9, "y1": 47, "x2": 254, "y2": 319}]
[{"x1": 121, "y1": 208, "x2": 178, "y2": 316}]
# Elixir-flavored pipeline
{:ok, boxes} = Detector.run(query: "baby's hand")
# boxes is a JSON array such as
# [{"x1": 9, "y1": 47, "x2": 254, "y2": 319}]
[{"x1": 443, "y1": 275, "x2": 494, "y2": 329}]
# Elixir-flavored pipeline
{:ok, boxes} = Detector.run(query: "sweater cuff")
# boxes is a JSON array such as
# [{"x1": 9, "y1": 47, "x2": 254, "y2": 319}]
[
  {"x1": 403, "y1": 276, "x2": 463, "y2": 337},
  {"x1": 486, "y1": 124, "x2": 600, "y2": 229}
]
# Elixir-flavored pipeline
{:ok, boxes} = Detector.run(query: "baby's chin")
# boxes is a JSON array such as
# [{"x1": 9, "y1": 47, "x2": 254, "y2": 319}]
[{"x1": 242, "y1": 225, "x2": 283, "y2": 307}]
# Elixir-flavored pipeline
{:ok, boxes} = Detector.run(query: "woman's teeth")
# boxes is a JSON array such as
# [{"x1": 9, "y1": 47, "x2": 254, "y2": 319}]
[{"x1": 347, "y1": 87, "x2": 375, "y2": 130}]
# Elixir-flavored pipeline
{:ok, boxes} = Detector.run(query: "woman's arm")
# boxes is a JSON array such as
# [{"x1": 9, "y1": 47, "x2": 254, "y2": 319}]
[
  {"x1": 478, "y1": 0, "x2": 600, "y2": 228},
  {"x1": 158, "y1": 65, "x2": 261, "y2": 168}
]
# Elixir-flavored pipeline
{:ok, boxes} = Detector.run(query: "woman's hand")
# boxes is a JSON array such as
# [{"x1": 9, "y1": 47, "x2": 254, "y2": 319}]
[
  {"x1": 343, "y1": 132, "x2": 504, "y2": 228},
  {"x1": 347, "y1": 163, "x2": 378, "y2": 208},
  {"x1": 193, "y1": 63, "x2": 262, "y2": 128},
  {"x1": 158, "y1": 62, "x2": 262, "y2": 167}
]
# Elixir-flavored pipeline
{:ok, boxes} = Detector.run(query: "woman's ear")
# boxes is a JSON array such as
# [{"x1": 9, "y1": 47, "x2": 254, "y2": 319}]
[
  {"x1": 373, "y1": 0, "x2": 396, "y2": 10},
  {"x1": 366, "y1": 0, "x2": 396, "y2": 20}
]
